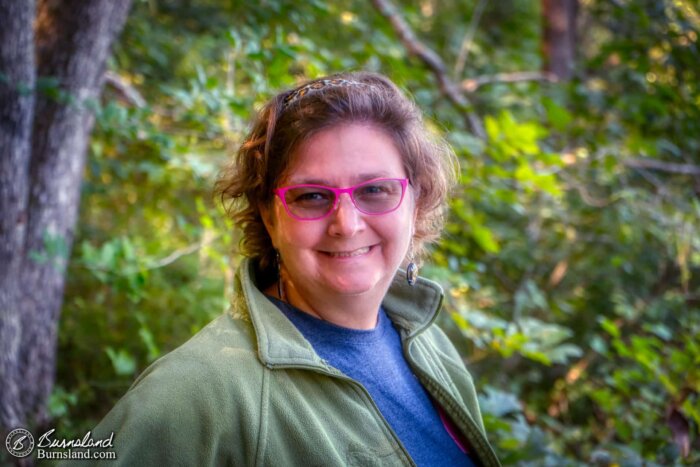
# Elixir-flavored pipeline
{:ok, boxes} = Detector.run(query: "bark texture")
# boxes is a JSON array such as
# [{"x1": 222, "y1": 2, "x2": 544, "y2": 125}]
[
  {"x1": 542, "y1": 0, "x2": 578, "y2": 80},
  {"x1": 0, "y1": 0, "x2": 36, "y2": 432},
  {"x1": 0, "y1": 0, "x2": 132, "y2": 436}
]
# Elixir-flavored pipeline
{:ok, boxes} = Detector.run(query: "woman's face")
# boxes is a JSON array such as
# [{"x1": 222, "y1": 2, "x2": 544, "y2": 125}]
[{"x1": 263, "y1": 123, "x2": 416, "y2": 305}]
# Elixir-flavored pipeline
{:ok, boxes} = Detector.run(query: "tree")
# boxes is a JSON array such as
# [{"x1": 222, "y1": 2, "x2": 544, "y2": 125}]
[
  {"x1": 542, "y1": 0, "x2": 578, "y2": 80},
  {"x1": 0, "y1": 0, "x2": 132, "y2": 435}
]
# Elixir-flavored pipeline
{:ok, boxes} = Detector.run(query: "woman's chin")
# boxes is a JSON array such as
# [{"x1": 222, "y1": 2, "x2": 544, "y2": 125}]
[{"x1": 322, "y1": 273, "x2": 387, "y2": 297}]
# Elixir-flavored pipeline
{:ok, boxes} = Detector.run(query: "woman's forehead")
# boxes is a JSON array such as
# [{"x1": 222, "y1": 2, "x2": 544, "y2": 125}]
[{"x1": 280, "y1": 123, "x2": 407, "y2": 185}]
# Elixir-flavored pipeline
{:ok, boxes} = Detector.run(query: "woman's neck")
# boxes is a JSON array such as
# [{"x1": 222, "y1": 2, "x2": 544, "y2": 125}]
[{"x1": 265, "y1": 277, "x2": 383, "y2": 330}]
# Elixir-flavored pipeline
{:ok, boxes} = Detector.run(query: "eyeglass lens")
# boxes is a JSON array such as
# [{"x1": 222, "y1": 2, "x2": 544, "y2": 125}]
[{"x1": 283, "y1": 179, "x2": 404, "y2": 219}]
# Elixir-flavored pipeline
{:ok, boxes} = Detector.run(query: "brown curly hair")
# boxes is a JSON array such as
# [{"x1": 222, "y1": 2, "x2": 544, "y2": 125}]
[{"x1": 215, "y1": 71, "x2": 457, "y2": 282}]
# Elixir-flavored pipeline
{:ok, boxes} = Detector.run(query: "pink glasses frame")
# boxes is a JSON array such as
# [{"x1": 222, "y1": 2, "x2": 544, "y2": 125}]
[{"x1": 273, "y1": 177, "x2": 409, "y2": 221}]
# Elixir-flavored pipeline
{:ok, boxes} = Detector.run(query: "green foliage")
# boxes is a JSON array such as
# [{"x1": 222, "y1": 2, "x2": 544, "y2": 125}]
[
  {"x1": 55, "y1": 0, "x2": 699, "y2": 464},
  {"x1": 29, "y1": 231, "x2": 70, "y2": 271}
]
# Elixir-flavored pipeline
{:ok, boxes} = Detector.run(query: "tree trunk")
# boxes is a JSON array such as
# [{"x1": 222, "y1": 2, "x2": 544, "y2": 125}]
[
  {"x1": 542, "y1": 0, "x2": 578, "y2": 80},
  {"x1": 0, "y1": 0, "x2": 36, "y2": 432},
  {"x1": 0, "y1": 0, "x2": 132, "y2": 435}
]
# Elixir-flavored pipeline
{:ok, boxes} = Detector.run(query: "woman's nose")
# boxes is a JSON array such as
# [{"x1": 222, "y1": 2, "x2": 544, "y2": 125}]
[{"x1": 327, "y1": 194, "x2": 365, "y2": 237}]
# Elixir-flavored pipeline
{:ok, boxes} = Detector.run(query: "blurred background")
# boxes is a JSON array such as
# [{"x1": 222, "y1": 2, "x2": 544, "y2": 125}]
[{"x1": 2, "y1": 0, "x2": 699, "y2": 465}]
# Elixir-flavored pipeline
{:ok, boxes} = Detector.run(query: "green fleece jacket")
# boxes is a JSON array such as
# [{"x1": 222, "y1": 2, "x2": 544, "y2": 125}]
[{"x1": 70, "y1": 259, "x2": 500, "y2": 466}]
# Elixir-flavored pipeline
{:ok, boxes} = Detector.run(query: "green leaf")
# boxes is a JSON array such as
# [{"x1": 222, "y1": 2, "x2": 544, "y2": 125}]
[
  {"x1": 542, "y1": 96, "x2": 572, "y2": 132},
  {"x1": 479, "y1": 387, "x2": 522, "y2": 417},
  {"x1": 105, "y1": 347, "x2": 137, "y2": 376},
  {"x1": 600, "y1": 318, "x2": 621, "y2": 339}
]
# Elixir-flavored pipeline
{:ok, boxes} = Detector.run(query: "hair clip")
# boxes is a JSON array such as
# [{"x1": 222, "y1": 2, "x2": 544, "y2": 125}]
[{"x1": 282, "y1": 78, "x2": 369, "y2": 108}]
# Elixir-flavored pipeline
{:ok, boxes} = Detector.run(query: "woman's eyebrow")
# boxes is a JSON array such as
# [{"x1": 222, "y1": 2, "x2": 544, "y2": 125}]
[
  {"x1": 286, "y1": 177, "x2": 332, "y2": 186},
  {"x1": 288, "y1": 172, "x2": 395, "y2": 186},
  {"x1": 355, "y1": 172, "x2": 393, "y2": 182}
]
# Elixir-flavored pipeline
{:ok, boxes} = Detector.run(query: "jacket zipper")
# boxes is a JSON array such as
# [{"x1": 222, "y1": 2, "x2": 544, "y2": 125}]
[
  {"x1": 395, "y1": 296, "x2": 501, "y2": 467},
  {"x1": 404, "y1": 345, "x2": 501, "y2": 467}
]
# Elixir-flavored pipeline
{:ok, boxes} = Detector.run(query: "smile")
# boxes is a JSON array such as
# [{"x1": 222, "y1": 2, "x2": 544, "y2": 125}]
[{"x1": 322, "y1": 246, "x2": 372, "y2": 258}]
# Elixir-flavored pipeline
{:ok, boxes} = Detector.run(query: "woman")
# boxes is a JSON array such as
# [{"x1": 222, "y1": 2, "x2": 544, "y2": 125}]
[{"x1": 78, "y1": 72, "x2": 500, "y2": 466}]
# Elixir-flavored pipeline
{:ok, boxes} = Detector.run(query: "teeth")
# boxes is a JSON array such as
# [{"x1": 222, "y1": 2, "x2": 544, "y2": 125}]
[{"x1": 327, "y1": 247, "x2": 370, "y2": 258}]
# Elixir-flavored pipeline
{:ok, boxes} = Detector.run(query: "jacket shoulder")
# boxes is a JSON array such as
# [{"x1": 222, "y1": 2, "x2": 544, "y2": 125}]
[
  {"x1": 140, "y1": 311, "x2": 258, "y2": 378},
  {"x1": 82, "y1": 312, "x2": 265, "y2": 466}
]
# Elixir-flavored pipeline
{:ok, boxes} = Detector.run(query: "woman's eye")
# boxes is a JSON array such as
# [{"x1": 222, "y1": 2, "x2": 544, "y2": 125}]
[
  {"x1": 299, "y1": 192, "x2": 324, "y2": 200},
  {"x1": 357, "y1": 184, "x2": 389, "y2": 196},
  {"x1": 292, "y1": 191, "x2": 332, "y2": 204}
]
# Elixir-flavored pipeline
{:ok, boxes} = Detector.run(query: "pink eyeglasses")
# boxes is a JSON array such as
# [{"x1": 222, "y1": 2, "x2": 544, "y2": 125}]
[{"x1": 273, "y1": 178, "x2": 409, "y2": 221}]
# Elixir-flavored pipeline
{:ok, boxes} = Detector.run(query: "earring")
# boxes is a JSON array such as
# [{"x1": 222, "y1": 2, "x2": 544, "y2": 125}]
[
  {"x1": 406, "y1": 248, "x2": 418, "y2": 287},
  {"x1": 275, "y1": 251, "x2": 285, "y2": 301}
]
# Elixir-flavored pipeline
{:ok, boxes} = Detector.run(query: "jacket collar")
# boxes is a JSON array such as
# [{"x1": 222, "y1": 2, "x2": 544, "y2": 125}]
[{"x1": 235, "y1": 258, "x2": 444, "y2": 368}]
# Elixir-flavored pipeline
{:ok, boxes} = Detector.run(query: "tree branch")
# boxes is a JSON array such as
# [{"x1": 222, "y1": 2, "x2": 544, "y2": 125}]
[
  {"x1": 104, "y1": 70, "x2": 145, "y2": 108},
  {"x1": 82, "y1": 234, "x2": 221, "y2": 275},
  {"x1": 559, "y1": 171, "x2": 614, "y2": 208},
  {"x1": 625, "y1": 157, "x2": 700, "y2": 176},
  {"x1": 370, "y1": 0, "x2": 484, "y2": 137},
  {"x1": 453, "y1": 0, "x2": 487, "y2": 78},
  {"x1": 462, "y1": 71, "x2": 558, "y2": 92},
  {"x1": 145, "y1": 233, "x2": 219, "y2": 270}
]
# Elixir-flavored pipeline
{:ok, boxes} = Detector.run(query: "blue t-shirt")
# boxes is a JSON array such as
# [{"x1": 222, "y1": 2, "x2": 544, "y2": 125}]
[{"x1": 268, "y1": 296, "x2": 475, "y2": 467}]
